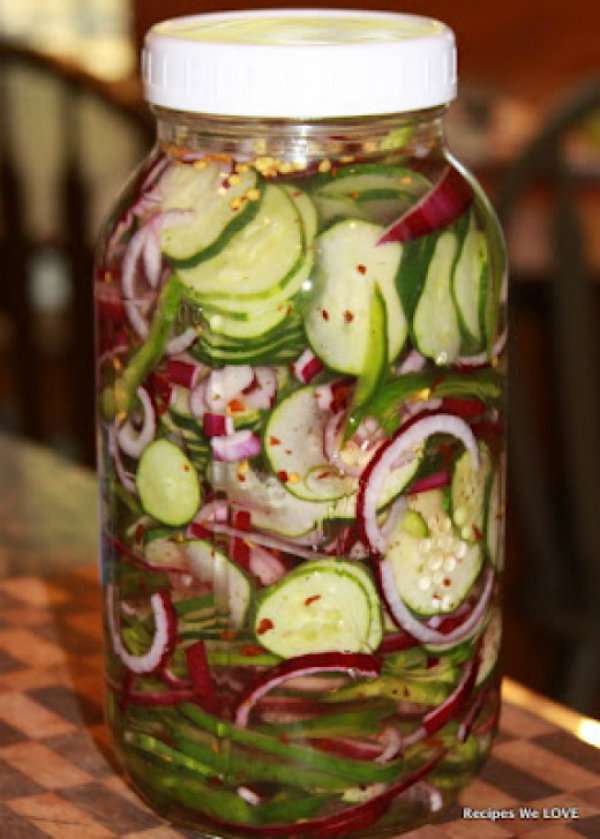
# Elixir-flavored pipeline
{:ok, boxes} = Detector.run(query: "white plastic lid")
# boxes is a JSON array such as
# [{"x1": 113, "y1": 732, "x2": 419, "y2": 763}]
[{"x1": 142, "y1": 9, "x2": 457, "y2": 119}]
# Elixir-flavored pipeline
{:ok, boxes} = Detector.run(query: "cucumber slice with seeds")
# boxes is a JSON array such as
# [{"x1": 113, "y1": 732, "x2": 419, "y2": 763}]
[
  {"x1": 451, "y1": 442, "x2": 492, "y2": 543},
  {"x1": 384, "y1": 489, "x2": 482, "y2": 617},
  {"x1": 136, "y1": 439, "x2": 201, "y2": 526},
  {"x1": 254, "y1": 558, "x2": 381, "y2": 657},
  {"x1": 264, "y1": 386, "x2": 421, "y2": 508}
]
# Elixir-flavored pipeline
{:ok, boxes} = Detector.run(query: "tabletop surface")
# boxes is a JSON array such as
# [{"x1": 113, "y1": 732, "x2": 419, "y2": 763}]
[{"x1": 0, "y1": 435, "x2": 598, "y2": 839}]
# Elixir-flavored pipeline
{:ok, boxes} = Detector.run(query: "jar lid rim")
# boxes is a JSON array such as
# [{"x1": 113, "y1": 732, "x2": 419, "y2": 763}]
[{"x1": 142, "y1": 9, "x2": 457, "y2": 119}]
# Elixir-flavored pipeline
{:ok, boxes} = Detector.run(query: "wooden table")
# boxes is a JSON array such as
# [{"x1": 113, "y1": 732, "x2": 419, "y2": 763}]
[{"x1": 0, "y1": 434, "x2": 598, "y2": 839}]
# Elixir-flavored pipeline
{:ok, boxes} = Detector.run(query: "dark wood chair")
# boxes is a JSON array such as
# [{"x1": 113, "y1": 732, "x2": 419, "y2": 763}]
[
  {"x1": 0, "y1": 41, "x2": 154, "y2": 464},
  {"x1": 498, "y1": 78, "x2": 600, "y2": 714}
]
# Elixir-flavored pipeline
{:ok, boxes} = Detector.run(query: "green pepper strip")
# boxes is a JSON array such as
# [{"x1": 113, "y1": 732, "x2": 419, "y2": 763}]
[
  {"x1": 262, "y1": 705, "x2": 394, "y2": 738},
  {"x1": 206, "y1": 650, "x2": 282, "y2": 667},
  {"x1": 171, "y1": 725, "x2": 350, "y2": 792},
  {"x1": 102, "y1": 275, "x2": 185, "y2": 419},
  {"x1": 350, "y1": 367, "x2": 503, "y2": 436},
  {"x1": 174, "y1": 595, "x2": 215, "y2": 617},
  {"x1": 127, "y1": 750, "x2": 329, "y2": 826},
  {"x1": 124, "y1": 731, "x2": 215, "y2": 779},
  {"x1": 179, "y1": 703, "x2": 402, "y2": 785}
]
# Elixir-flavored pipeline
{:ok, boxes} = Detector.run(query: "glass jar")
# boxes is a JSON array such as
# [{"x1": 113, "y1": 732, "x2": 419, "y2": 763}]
[{"x1": 97, "y1": 10, "x2": 506, "y2": 839}]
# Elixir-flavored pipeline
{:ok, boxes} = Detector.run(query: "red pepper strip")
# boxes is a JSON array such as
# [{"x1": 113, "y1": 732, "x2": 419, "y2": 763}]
[
  {"x1": 440, "y1": 398, "x2": 487, "y2": 418},
  {"x1": 186, "y1": 641, "x2": 218, "y2": 714},
  {"x1": 201, "y1": 749, "x2": 446, "y2": 838},
  {"x1": 379, "y1": 631, "x2": 419, "y2": 654},
  {"x1": 422, "y1": 646, "x2": 481, "y2": 736},
  {"x1": 188, "y1": 522, "x2": 212, "y2": 540}
]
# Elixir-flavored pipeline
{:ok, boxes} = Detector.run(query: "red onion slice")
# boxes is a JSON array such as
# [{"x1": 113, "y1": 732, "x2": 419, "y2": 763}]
[
  {"x1": 211, "y1": 430, "x2": 261, "y2": 462},
  {"x1": 117, "y1": 387, "x2": 156, "y2": 458},
  {"x1": 186, "y1": 641, "x2": 218, "y2": 712},
  {"x1": 203, "y1": 413, "x2": 235, "y2": 438},
  {"x1": 308, "y1": 737, "x2": 386, "y2": 761},
  {"x1": 408, "y1": 470, "x2": 451, "y2": 495},
  {"x1": 206, "y1": 366, "x2": 254, "y2": 412},
  {"x1": 107, "y1": 424, "x2": 136, "y2": 493},
  {"x1": 166, "y1": 327, "x2": 198, "y2": 356},
  {"x1": 201, "y1": 522, "x2": 326, "y2": 561},
  {"x1": 292, "y1": 349, "x2": 324, "y2": 384},
  {"x1": 375, "y1": 726, "x2": 404, "y2": 763},
  {"x1": 397, "y1": 350, "x2": 427, "y2": 375},
  {"x1": 378, "y1": 167, "x2": 472, "y2": 245},
  {"x1": 358, "y1": 413, "x2": 479, "y2": 555},
  {"x1": 106, "y1": 584, "x2": 176, "y2": 674},
  {"x1": 166, "y1": 358, "x2": 203, "y2": 389},
  {"x1": 235, "y1": 652, "x2": 381, "y2": 727},
  {"x1": 379, "y1": 564, "x2": 494, "y2": 645},
  {"x1": 237, "y1": 787, "x2": 261, "y2": 807},
  {"x1": 248, "y1": 545, "x2": 288, "y2": 585},
  {"x1": 243, "y1": 367, "x2": 277, "y2": 411}
]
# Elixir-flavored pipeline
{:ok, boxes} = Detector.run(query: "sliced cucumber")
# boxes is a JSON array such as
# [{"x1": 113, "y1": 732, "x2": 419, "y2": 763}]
[
  {"x1": 160, "y1": 161, "x2": 259, "y2": 265},
  {"x1": 186, "y1": 540, "x2": 253, "y2": 629},
  {"x1": 412, "y1": 231, "x2": 461, "y2": 365},
  {"x1": 305, "y1": 220, "x2": 407, "y2": 374},
  {"x1": 384, "y1": 489, "x2": 482, "y2": 617},
  {"x1": 136, "y1": 440, "x2": 201, "y2": 526},
  {"x1": 198, "y1": 252, "x2": 313, "y2": 318},
  {"x1": 264, "y1": 386, "x2": 420, "y2": 508},
  {"x1": 350, "y1": 285, "x2": 388, "y2": 411},
  {"x1": 451, "y1": 442, "x2": 492, "y2": 543},
  {"x1": 476, "y1": 606, "x2": 502, "y2": 686},
  {"x1": 178, "y1": 185, "x2": 304, "y2": 298},
  {"x1": 282, "y1": 185, "x2": 318, "y2": 244},
  {"x1": 209, "y1": 462, "x2": 326, "y2": 538},
  {"x1": 254, "y1": 558, "x2": 381, "y2": 657},
  {"x1": 451, "y1": 213, "x2": 487, "y2": 352},
  {"x1": 484, "y1": 468, "x2": 503, "y2": 570},
  {"x1": 204, "y1": 304, "x2": 289, "y2": 340},
  {"x1": 310, "y1": 165, "x2": 429, "y2": 226}
]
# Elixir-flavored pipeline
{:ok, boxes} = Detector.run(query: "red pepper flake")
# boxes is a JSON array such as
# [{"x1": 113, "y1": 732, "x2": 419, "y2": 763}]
[
  {"x1": 183, "y1": 464, "x2": 190, "y2": 472},
  {"x1": 257, "y1": 618, "x2": 274, "y2": 635},
  {"x1": 443, "y1": 578, "x2": 452, "y2": 587},
  {"x1": 285, "y1": 449, "x2": 293, "y2": 456},
  {"x1": 220, "y1": 629, "x2": 237, "y2": 641},
  {"x1": 321, "y1": 309, "x2": 330, "y2": 321},
  {"x1": 277, "y1": 470, "x2": 289, "y2": 482},
  {"x1": 304, "y1": 595, "x2": 321, "y2": 607},
  {"x1": 134, "y1": 523, "x2": 145, "y2": 544},
  {"x1": 240, "y1": 645, "x2": 264, "y2": 656},
  {"x1": 228, "y1": 399, "x2": 245, "y2": 414},
  {"x1": 343, "y1": 310, "x2": 354, "y2": 323},
  {"x1": 318, "y1": 470, "x2": 335, "y2": 479},
  {"x1": 269, "y1": 436, "x2": 281, "y2": 446},
  {"x1": 472, "y1": 525, "x2": 483, "y2": 542},
  {"x1": 356, "y1": 264, "x2": 367, "y2": 275}
]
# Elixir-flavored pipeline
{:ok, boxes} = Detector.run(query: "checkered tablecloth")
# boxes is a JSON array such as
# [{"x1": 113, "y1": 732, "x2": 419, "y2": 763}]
[{"x1": 0, "y1": 565, "x2": 597, "y2": 839}]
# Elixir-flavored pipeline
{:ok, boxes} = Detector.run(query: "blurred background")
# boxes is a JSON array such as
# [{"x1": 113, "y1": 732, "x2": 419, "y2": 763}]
[{"x1": 0, "y1": 1, "x2": 599, "y2": 718}]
